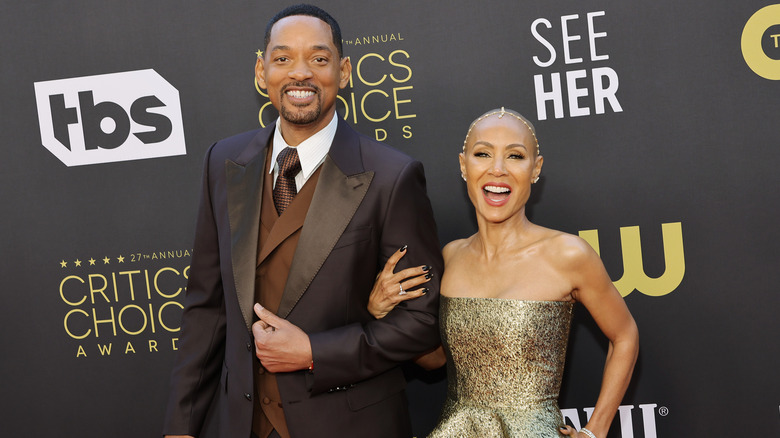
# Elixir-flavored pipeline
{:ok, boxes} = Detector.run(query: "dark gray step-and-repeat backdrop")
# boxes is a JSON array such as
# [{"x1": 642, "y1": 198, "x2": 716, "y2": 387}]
[{"x1": 1, "y1": 1, "x2": 778, "y2": 436}]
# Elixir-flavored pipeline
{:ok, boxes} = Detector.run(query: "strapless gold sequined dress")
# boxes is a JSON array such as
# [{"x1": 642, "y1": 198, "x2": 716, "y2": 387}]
[{"x1": 428, "y1": 296, "x2": 573, "y2": 438}]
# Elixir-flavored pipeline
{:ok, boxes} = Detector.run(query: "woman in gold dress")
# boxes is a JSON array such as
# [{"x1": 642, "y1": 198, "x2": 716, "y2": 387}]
[{"x1": 368, "y1": 108, "x2": 639, "y2": 438}]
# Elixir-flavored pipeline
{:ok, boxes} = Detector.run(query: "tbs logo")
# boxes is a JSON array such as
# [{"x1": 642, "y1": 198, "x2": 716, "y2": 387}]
[{"x1": 34, "y1": 69, "x2": 185, "y2": 166}]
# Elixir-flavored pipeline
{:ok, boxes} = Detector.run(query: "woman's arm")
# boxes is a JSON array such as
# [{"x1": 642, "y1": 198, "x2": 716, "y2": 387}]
[
  {"x1": 366, "y1": 247, "x2": 446, "y2": 370},
  {"x1": 561, "y1": 236, "x2": 639, "y2": 438},
  {"x1": 412, "y1": 345, "x2": 446, "y2": 370}
]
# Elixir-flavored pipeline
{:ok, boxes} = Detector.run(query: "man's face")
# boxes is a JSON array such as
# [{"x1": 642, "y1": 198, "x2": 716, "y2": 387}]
[{"x1": 256, "y1": 15, "x2": 351, "y2": 132}]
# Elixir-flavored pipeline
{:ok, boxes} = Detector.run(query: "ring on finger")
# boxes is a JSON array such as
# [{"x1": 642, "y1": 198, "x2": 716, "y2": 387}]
[{"x1": 398, "y1": 283, "x2": 407, "y2": 295}]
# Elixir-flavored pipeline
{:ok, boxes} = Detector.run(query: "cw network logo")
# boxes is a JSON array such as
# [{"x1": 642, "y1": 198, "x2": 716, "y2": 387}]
[
  {"x1": 562, "y1": 403, "x2": 664, "y2": 438},
  {"x1": 34, "y1": 69, "x2": 185, "y2": 166},
  {"x1": 579, "y1": 222, "x2": 684, "y2": 297}
]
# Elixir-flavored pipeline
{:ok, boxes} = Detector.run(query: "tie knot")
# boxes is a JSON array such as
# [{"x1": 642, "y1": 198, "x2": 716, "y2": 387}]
[{"x1": 277, "y1": 147, "x2": 301, "y2": 178}]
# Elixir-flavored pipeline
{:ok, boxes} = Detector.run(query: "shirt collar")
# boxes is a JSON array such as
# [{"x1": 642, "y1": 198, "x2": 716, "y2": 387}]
[{"x1": 269, "y1": 113, "x2": 338, "y2": 178}]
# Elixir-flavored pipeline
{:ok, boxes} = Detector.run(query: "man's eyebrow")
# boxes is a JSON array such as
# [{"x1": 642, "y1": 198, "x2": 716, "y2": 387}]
[
  {"x1": 268, "y1": 44, "x2": 333, "y2": 54},
  {"x1": 311, "y1": 44, "x2": 333, "y2": 53}
]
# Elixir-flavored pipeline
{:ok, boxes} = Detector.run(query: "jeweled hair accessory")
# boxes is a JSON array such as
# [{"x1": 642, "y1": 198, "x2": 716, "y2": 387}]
[{"x1": 462, "y1": 107, "x2": 540, "y2": 155}]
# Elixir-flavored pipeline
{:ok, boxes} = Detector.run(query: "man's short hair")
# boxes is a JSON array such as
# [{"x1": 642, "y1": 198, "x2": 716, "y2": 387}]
[{"x1": 264, "y1": 4, "x2": 344, "y2": 58}]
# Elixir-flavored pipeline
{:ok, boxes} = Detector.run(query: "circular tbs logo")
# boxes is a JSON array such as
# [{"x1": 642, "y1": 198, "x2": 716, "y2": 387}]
[{"x1": 741, "y1": 4, "x2": 780, "y2": 80}]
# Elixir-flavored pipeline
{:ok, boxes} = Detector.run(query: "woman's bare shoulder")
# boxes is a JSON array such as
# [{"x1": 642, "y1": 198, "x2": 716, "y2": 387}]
[
  {"x1": 442, "y1": 236, "x2": 473, "y2": 263},
  {"x1": 542, "y1": 230, "x2": 601, "y2": 269}
]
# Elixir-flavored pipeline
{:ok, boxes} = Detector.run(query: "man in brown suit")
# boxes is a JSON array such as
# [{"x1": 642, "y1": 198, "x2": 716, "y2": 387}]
[{"x1": 163, "y1": 4, "x2": 442, "y2": 438}]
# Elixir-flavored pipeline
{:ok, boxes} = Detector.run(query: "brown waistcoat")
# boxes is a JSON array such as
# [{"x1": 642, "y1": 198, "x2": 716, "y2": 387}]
[{"x1": 252, "y1": 149, "x2": 322, "y2": 438}]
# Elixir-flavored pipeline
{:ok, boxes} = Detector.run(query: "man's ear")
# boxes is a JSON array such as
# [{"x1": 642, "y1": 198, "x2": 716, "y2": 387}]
[
  {"x1": 339, "y1": 56, "x2": 352, "y2": 89},
  {"x1": 255, "y1": 56, "x2": 267, "y2": 89}
]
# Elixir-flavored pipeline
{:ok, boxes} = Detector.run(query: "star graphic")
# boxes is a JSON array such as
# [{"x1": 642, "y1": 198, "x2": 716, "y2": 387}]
[
  {"x1": 60, "y1": 260, "x2": 67, "y2": 268},
  {"x1": 103, "y1": 257, "x2": 111, "y2": 264},
  {"x1": 256, "y1": 49, "x2": 263, "y2": 58},
  {"x1": 88, "y1": 258, "x2": 96, "y2": 266},
  {"x1": 74, "y1": 259, "x2": 82, "y2": 267},
  {"x1": 117, "y1": 255, "x2": 125, "y2": 263}
]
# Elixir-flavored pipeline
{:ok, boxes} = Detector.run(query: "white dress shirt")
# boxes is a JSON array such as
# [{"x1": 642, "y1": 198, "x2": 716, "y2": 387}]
[{"x1": 269, "y1": 113, "x2": 338, "y2": 191}]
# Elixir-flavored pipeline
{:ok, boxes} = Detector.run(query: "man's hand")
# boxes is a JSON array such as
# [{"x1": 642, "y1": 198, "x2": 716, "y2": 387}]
[{"x1": 252, "y1": 303, "x2": 313, "y2": 373}]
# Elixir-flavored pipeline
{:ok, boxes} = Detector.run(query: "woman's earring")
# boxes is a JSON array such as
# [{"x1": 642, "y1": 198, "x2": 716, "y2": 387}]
[
  {"x1": 532, "y1": 176, "x2": 540, "y2": 184},
  {"x1": 462, "y1": 174, "x2": 467, "y2": 182}
]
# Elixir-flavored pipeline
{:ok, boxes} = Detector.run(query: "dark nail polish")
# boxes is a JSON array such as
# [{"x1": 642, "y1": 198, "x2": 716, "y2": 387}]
[
  {"x1": 422, "y1": 265, "x2": 431, "y2": 272},
  {"x1": 425, "y1": 273, "x2": 432, "y2": 279},
  {"x1": 400, "y1": 245, "x2": 407, "y2": 252},
  {"x1": 422, "y1": 288, "x2": 429, "y2": 295}
]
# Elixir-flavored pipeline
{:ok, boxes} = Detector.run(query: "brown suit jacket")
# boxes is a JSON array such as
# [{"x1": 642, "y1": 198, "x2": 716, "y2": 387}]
[{"x1": 163, "y1": 119, "x2": 443, "y2": 438}]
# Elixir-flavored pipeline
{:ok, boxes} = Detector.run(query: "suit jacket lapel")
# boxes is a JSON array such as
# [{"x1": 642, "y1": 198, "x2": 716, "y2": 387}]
[
  {"x1": 226, "y1": 127, "x2": 272, "y2": 332},
  {"x1": 277, "y1": 121, "x2": 374, "y2": 318},
  {"x1": 256, "y1": 168, "x2": 321, "y2": 266}
]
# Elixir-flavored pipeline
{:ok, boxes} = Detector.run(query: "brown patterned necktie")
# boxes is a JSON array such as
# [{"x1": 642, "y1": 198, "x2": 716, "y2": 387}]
[{"x1": 273, "y1": 147, "x2": 301, "y2": 215}]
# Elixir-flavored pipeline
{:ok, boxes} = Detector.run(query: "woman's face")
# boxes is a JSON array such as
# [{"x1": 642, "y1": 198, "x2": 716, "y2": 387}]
[{"x1": 459, "y1": 115, "x2": 543, "y2": 224}]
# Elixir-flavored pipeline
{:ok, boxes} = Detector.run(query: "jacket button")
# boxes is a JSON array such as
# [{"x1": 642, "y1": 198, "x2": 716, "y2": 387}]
[
  {"x1": 246, "y1": 342, "x2": 252, "y2": 351},
  {"x1": 258, "y1": 367, "x2": 265, "y2": 375},
  {"x1": 244, "y1": 393, "x2": 252, "y2": 401}
]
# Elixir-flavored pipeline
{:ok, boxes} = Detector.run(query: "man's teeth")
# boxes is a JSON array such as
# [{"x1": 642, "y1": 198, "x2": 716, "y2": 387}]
[
  {"x1": 484, "y1": 185, "x2": 510, "y2": 194},
  {"x1": 287, "y1": 90, "x2": 314, "y2": 98}
]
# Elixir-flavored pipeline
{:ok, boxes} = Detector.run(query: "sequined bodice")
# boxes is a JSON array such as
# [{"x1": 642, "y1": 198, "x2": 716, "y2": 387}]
[{"x1": 429, "y1": 296, "x2": 573, "y2": 438}]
